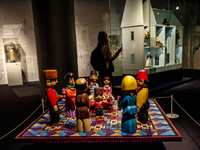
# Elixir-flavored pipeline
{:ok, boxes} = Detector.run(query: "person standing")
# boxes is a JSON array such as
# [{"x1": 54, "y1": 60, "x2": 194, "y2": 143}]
[{"x1": 93, "y1": 31, "x2": 122, "y2": 86}]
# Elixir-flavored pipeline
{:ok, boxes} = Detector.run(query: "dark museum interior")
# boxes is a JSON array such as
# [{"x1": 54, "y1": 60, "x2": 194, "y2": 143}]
[{"x1": 0, "y1": 0, "x2": 200, "y2": 150}]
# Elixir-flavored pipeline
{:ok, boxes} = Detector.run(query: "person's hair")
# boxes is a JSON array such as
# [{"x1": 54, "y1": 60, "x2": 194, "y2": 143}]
[{"x1": 97, "y1": 31, "x2": 109, "y2": 48}]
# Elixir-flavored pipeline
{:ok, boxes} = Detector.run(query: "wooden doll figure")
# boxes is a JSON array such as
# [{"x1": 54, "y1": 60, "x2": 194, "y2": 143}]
[
  {"x1": 75, "y1": 78, "x2": 91, "y2": 133},
  {"x1": 103, "y1": 77, "x2": 112, "y2": 98},
  {"x1": 119, "y1": 76, "x2": 138, "y2": 133},
  {"x1": 44, "y1": 69, "x2": 65, "y2": 126},
  {"x1": 136, "y1": 70, "x2": 149, "y2": 124},
  {"x1": 64, "y1": 72, "x2": 77, "y2": 118},
  {"x1": 90, "y1": 87, "x2": 111, "y2": 120},
  {"x1": 89, "y1": 70, "x2": 99, "y2": 95}
]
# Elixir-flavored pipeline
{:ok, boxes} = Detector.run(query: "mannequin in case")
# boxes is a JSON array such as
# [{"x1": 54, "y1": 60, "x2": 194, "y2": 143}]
[
  {"x1": 136, "y1": 70, "x2": 149, "y2": 124},
  {"x1": 64, "y1": 72, "x2": 77, "y2": 118},
  {"x1": 44, "y1": 69, "x2": 65, "y2": 126},
  {"x1": 119, "y1": 76, "x2": 138, "y2": 133},
  {"x1": 75, "y1": 78, "x2": 91, "y2": 133}
]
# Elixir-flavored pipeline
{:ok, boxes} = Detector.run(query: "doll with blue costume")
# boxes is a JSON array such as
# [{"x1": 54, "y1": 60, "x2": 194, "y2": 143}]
[{"x1": 119, "y1": 75, "x2": 138, "y2": 133}]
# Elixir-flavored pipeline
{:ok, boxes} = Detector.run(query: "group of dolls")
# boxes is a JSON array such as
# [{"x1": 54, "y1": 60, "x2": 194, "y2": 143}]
[
  {"x1": 43, "y1": 69, "x2": 149, "y2": 134},
  {"x1": 43, "y1": 69, "x2": 114, "y2": 133}
]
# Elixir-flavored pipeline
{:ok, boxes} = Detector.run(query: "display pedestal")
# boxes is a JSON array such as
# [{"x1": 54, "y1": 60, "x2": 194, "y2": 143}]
[
  {"x1": 166, "y1": 113, "x2": 179, "y2": 119},
  {"x1": 6, "y1": 62, "x2": 23, "y2": 86}
]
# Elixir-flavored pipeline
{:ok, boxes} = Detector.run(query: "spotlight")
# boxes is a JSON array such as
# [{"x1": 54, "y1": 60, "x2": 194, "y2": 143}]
[{"x1": 176, "y1": 7, "x2": 179, "y2": 10}]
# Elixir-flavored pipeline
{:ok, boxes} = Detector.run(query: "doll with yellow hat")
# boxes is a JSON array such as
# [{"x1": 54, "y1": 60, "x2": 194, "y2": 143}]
[
  {"x1": 119, "y1": 75, "x2": 138, "y2": 133},
  {"x1": 43, "y1": 69, "x2": 65, "y2": 126}
]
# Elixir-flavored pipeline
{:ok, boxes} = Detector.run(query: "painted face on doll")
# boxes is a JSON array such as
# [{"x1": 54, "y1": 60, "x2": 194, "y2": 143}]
[
  {"x1": 137, "y1": 79, "x2": 148, "y2": 88},
  {"x1": 90, "y1": 75, "x2": 98, "y2": 83},
  {"x1": 104, "y1": 78, "x2": 110, "y2": 86},
  {"x1": 95, "y1": 95, "x2": 103, "y2": 102},
  {"x1": 68, "y1": 77, "x2": 75, "y2": 86},
  {"x1": 46, "y1": 79, "x2": 58, "y2": 87}
]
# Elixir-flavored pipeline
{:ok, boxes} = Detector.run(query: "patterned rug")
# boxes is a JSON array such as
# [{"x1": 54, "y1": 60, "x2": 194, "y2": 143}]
[{"x1": 15, "y1": 99, "x2": 181, "y2": 143}]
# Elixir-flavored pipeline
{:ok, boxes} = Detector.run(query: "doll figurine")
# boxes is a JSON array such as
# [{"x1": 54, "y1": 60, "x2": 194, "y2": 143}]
[
  {"x1": 136, "y1": 70, "x2": 149, "y2": 124},
  {"x1": 75, "y1": 78, "x2": 91, "y2": 133},
  {"x1": 119, "y1": 76, "x2": 138, "y2": 133},
  {"x1": 103, "y1": 77, "x2": 112, "y2": 98},
  {"x1": 89, "y1": 70, "x2": 99, "y2": 95},
  {"x1": 44, "y1": 69, "x2": 65, "y2": 126},
  {"x1": 64, "y1": 72, "x2": 77, "y2": 118},
  {"x1": 145, "y1": 52, "x2": 152, "y2": 68},
  {"x1": 163, "y1": 18, "x2": 170, "y2": 27},
  {"x1": 144, "y1": 30, "x2": 150, "y2": 42},
  {"x1": 156, "y1": 34, "x2": 166, "y2": 50},
  {"x1": 90, "y1": 87, "x2": 111, "y2": 120}
]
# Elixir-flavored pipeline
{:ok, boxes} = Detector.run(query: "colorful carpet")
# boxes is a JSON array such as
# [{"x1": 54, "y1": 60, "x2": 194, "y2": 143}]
[{"x1": 15, "y1": 99, "x2": 181, "y2": 143}]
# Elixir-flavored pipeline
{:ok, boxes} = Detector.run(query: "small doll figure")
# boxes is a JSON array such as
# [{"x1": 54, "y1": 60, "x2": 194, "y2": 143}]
[
  {"x1": 136, "y1": 70, "x2": 149, "y2": 124},
  {"x1": 90, "y1": 87, "x2": 111, "y2": 120},
  {"x1": 64, "y1": 72, "x2": 77, "y2": 118},
  {"x1": 156, "y1": 34, "x2": 166, "y2": 50},
  {"x1": 144, "y1": 30, "x2": 150, "y2": 41},
  {"x1": 119, "y1": 76, "x2": 138, "y2": 133},
  {"x1": 44, "y1": 69, "x2": 65, "y2": 126},
  {"x1": 163, "y1": 18, "x2": 170, "y2": 27},
  {"x1": 176, "y1": 30, "x2": 180, "y2": 45},
  {"x1": 75, "y1": 78, "x2": 91, "y2": 133},
  {"x1": 145, "y1": 52, "x2": 152, "y2": 68},
  {"x1": 103, "y1": 77, "x2": 112, "y2": 99},
  {"x1": 89, "y1": 70, "x2": 99, "y2": 95}
]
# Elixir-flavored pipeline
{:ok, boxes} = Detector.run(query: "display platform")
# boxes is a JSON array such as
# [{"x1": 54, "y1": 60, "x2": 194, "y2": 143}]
[{"x1": 15, "y1": 99, "x2": 182, "y2": 143}]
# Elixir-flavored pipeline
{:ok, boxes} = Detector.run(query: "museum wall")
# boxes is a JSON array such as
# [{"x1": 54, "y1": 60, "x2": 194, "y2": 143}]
[
  {"x1": 74, "y1": 0, "x2": 110, "y2": 77},
  {"x1": 0, "y1": 0, "x2": 39, "y2": 85}
]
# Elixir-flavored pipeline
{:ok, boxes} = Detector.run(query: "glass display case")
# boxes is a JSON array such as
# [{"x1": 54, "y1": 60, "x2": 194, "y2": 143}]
[
  {"x1": 145, "y1": 6, "x2": 183, "y2": 74},
  {"x1": 109, "y1": 0, "x2": 184, "y2": 75}
]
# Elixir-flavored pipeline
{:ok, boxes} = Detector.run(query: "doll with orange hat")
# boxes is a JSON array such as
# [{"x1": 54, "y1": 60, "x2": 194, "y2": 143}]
[
  {"x1": 43, "y1": 69, "x2": 65, "y2": 126},
  {"x1": 136, "y1": 70, "x2": 150, "y2": 124}
]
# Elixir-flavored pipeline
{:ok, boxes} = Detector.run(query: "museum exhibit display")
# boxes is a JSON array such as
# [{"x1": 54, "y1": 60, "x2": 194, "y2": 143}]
[
  {"x1": 119, "y1": 0, "x2": 183, "y2": 74},
  {"x1": 13, "y1": 0, "x2": 189, "y2": 145}
]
